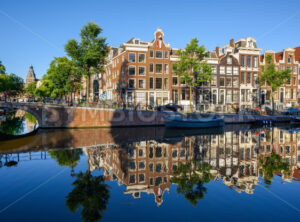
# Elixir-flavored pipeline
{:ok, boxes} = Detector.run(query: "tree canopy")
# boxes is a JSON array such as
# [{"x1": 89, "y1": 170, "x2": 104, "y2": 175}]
[
  {"x1": 24, "y1": 81, "x2": 37, "y2": 97},
  {"x1": 45, "y1": 57, "x2": 80, "y2": 98},
  {"x1": 32, "y1": 57, "x2": 80, "y2": 100},
  {"x1": 259, "y1": 54, "x2": 291, "y2": 111},
  {"x1": 260, "y1": 55, "x2": 291, "y2": 92},
  {"x1": 0, "y1": 73, "x2": 24, "y2": 101},
  {"x1": 65, "y1": 21, "x2": 108, "y2": 101},
  {"x1": 0, "y1": 61, "x2": 6, "y2": 74},
  {"x1": 172, "y1": 38, "x2": 212, "y2": 111}
]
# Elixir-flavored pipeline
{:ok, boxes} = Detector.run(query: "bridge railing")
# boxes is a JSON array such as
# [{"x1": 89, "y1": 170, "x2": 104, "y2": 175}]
[{"x1": 0, "y1": 100, "x2": 156, "y2": 111}]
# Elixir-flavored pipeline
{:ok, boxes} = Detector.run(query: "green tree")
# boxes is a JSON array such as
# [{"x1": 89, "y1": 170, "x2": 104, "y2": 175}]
[
  {"x1": 44, "y1": 57, "x2": 80, "y2": 99},
  {"x1": 259, "y1": 54, "x2": 291, "y2": 113},
  {"x1": 259, "y1": 152, "x2": 290, "y2": 187},
  {"x1": 171, "y1": 161, "x2": 213, "y2": 206},
  {"x1": 0, "y1": 61, "x2": 6, "y2": 74},
  {"x1": 65, "y1": 21, "x2": 108, "y2": 102},
  {"x1": 24, "y1": 81, "x2": 37, "y2": 97},
  {"x1": 0, "y1": 73, "x2": 24, "y2": 102},
  {"x1": 66, "y1": 171, "x2": 110, "y2": 222},
  {"x1": 34, "y1": 82, "x2": 51, "y2": 100},
  {"x1": 172, "y1": 38, "x2": 212, "y2": 112}
]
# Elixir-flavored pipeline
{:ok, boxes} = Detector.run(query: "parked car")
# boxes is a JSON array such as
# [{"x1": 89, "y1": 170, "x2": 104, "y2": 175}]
[
  {"x1": 155, "y1": 103, "x2": 183, "y2": 112},
  {"x1": 281, "y1": 107, "x2": 300, "y2": 115}
]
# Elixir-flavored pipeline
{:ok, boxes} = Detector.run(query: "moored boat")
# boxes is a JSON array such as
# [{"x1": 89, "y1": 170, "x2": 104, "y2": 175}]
[
  {"x1": 164, "y1": 113, "x2": 224, "y2": 128},
  {"x1": 290, "y1": 116, "x2": 300, "y2": 124}
]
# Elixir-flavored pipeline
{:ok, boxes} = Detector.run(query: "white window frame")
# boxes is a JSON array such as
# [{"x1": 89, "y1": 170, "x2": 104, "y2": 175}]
[
  {"x1": 138, "y1": 79, "x2": 146, "y2": 89},
  {"x1": 220, "y1": 77, "x2": 225, "y2": 87},
  {"x1": 211, "y1": 76, "x2": 217, "y2": 86},
  {"x1": 172, "y1": 76, "x2": 178, "y2": 86},
  {"x1": 212, "y1": 65, "x2": 217, "y2": 74},
  {"x1": 226, "y1": 66, "x2": 232, "y2": 74},
  {"x1": 149, "y1": 50, "x2": 154, "y2": 58},
  {"x1": 138, "y1": 53, "x2": 146, "y2": 63},
  {"x1": 220, "y1": 66, "x2": 225, "y2": 74},
  {"x1": 253, "y1": 56, "x2": 258, "y2": 68},
  {"x1": 149, "y1": 63, "x2": 154, "y2": 73},
  {"x1": 155, "y1": 77, "x2": 163, "y2": 89},
  {"x1": 233, "y1": 77, "x2": 239, "y2": 87},
  {"x1": 156, "y1": 50, "x2": 163, "y2": 59},
  {"x1": 128, "y1": 66, "x2": 136, "y2": 76},
  {"x1": 155, "y1": 63, "x2": 163, "y2": 73},
  {"x1": 164, "y1": 51, "x2": 169, "y2": 58},
  {"x1": 164, "y1": 64, "x2": 169, "y2": 74},
  {"x1": 227, "y1": 57, "x2": 232, "y2": 64},
  {"x1": 233, "y1": 67, "x2": 239, "y2": 75},
  {"x1": 128, "y1": 53, "x2": 136, "y2": 63},
  {"x1": 128, "y1": 78, "x2": 136, "y2": 89},
  {"x1": 138, "y1": 66, "x2": 146, "y2": 76}
]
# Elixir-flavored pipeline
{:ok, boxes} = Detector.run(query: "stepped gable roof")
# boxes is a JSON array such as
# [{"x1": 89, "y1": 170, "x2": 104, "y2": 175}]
[{"x1": 26, "y1": 64, "x2": 37, "y2": 80}]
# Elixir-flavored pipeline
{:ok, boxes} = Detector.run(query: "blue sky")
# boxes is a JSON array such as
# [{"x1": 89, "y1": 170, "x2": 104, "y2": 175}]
[{"x1": 1, "y1": 0, "x2": 300, "y2": 80}]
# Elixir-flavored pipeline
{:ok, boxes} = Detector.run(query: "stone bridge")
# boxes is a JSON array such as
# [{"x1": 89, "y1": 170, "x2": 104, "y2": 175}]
[{"x1": 0, "y1": 102, "x2": 165, "y2": 128}]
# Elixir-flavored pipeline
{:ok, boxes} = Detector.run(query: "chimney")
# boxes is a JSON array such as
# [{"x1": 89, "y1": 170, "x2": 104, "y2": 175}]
[
  {"x1": 215, "y1": 46, "x2": 219, "y2": 57},
  {"x1": 230, "y1": 39, "x2": 234, "y2": 47}
]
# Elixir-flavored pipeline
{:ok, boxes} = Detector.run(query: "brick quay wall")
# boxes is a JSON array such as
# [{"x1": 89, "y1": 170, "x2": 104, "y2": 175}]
[{"x1": 0, "y1": 103, "x2": 292, "y2": 128}]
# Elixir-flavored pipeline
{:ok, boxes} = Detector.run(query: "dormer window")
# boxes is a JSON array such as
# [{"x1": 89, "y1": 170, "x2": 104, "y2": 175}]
[
  {"x1": 134, "y1": 39, "x2": 140, "y2": 44},
  {"x1": 247, "y1": 40, "x2": 254, "y2": 48},
  {"x1": 227, "y1": 57, "x2": 232, "y2": 64}
]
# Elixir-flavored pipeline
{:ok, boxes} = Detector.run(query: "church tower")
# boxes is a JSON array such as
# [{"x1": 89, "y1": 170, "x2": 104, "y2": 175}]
[{"x1": 25, "y1": 64, "x2": 37, "y2": 87}]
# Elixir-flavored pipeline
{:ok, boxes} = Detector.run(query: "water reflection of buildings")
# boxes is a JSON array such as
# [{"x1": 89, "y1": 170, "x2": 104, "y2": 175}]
[
  {"x1": 84, "y1": 140, "x2": 191, "y2": 206},
  {"x1": 83, "y1": 128, "x2": 300, "y2": 205},
  {"x1": 2, "y1": 127, "x2": 298, "y2": 206}
]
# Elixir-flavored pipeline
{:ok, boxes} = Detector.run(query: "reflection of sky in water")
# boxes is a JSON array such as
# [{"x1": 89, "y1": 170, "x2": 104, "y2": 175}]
[{"x1": 0, "y1": 127, "x2": 300, "y2": 221}]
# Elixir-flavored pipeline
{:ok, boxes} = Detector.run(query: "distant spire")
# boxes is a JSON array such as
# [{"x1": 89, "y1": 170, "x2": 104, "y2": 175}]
[{"x1": 26, "y1": 64, "x2": 37, "y2": 80}]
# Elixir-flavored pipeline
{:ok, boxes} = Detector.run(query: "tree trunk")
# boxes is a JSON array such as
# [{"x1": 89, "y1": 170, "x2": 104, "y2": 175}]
[
  {"x1": 86, "y1": 75, "x2": 90, "y2": 103},
  {"x1": 189, "y1": 86, "x2": 192, "y2": 113}
]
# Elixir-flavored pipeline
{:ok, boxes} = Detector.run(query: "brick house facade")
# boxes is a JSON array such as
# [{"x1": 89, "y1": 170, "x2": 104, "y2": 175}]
[
  {"x1": 100, "y1": 28, "x2": 173, "y2": 107},
  {"x1": 260, "y1": 48, "x2": 299, "y2": 109},
  {"x1": 92, "y1": 28, "x2": 300, "y2": 111}
]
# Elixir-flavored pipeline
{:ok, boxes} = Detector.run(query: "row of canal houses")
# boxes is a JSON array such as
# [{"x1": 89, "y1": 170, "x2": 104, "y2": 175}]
[{"x1": 92, "y1": 27, "x2": 300, "y2": 112}]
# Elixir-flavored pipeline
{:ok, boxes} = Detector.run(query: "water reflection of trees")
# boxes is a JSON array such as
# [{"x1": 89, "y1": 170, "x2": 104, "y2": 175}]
[
  {"x1": 66, "y1": 171, "x2": 110, "y2": 222},
  {"x1": 171, "y1": 162, "x2": 213, "y2": 206},
  {"x1": 259, "y1": 152, "x2": 290, "y2": 186},
  {"x1": 0, "y1": 111, "x2": 24, "y2": 135},
  {"x1": 49, "y1": 149, "x2": 83, "y2": 176}
]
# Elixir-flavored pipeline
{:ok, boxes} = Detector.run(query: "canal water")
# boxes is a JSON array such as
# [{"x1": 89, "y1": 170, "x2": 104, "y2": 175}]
[{"x1": 0, "y1": 111, "x2": 300, "y2": 221}]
